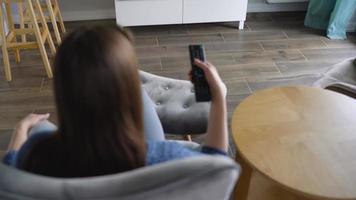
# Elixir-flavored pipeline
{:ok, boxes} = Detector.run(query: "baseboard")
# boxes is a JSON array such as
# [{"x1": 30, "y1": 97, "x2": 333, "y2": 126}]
[
  {"x1": 61, "y1": 9, "x2": 116, "y2": 21},
  {"x1": 247, "y1": 2, "x2": 308, "y2": 13}
]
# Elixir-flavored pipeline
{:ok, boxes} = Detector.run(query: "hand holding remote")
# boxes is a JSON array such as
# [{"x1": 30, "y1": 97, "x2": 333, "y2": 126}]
[
  {"x1": 189, "y1": 59, "x2": 228, "y2": 152},
  {"x1": 189, "y1": 45, "x2": 211, "y2": 102},
  {"x1": 192, "y1": 59, "x2": 227, "y2": 102}
]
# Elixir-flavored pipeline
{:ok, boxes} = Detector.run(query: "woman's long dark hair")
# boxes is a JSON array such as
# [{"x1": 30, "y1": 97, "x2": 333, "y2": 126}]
[{"x1": 21, "y1": 26, "x2": 146, "y2": 177}]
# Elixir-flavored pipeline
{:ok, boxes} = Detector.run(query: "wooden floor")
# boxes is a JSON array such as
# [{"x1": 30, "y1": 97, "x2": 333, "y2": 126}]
[{"x1": 0, "y1": 12, "x2": 355, "y2": 199}]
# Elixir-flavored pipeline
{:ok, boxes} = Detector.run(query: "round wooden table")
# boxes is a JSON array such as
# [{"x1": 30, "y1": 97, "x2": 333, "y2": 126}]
[{"x1": 232, "y1": 86, "x2": 356, "y2": 200}]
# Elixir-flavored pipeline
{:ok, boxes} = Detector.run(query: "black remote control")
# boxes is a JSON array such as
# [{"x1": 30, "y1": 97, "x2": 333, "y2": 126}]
[{"x1": 189, "y1": 45, "x2": 211, "y2": 102}]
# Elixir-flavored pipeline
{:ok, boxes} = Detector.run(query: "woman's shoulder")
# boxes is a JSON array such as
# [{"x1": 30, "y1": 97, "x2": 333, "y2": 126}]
[{"x1": 145, "y1": 140, "x2": 202, "y2": 166}]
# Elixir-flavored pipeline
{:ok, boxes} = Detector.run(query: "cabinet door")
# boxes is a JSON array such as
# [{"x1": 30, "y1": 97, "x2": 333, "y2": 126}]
[
  {"x1": 116, "y1": 0, "x2": 183, "y2": 26},
  {"x1": 183, "y1": 0, "x2": 247, "y2": 23}
]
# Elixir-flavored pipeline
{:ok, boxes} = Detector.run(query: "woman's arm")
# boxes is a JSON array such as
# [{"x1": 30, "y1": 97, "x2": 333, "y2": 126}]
[
  {"x1": 7, "y1": 113, "x2": 50, "y2": 152},
  {"x1": 192, "y1": 59, "x2": 228, "y2": 152}
]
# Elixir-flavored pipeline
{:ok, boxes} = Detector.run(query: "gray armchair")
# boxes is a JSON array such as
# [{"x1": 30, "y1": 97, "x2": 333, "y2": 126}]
[
  {"x1": 313, "y1": 58, "x2": 356, "y2": 99},
  {"x1": 140, "y1": 71, "x2": 210, "y2": 135},
  {"x1": 0, "y1": 156, "x2": 240, "y2": 200}
]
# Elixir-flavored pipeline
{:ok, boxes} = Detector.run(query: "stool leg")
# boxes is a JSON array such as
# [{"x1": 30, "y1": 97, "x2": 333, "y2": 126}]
[
  {"x1": 14, "y1": 2, "x2": 29, "y2": 64},
  {"x1": 14, "y1": 49, "x2": 21, "y2": 63},
  {"x1": 5, "y1": 2, "x2": 20, "y2": 64},
  {"x1": 12, "y1": 35, "x2": 21, "y2": 64},
  {"x1": 27, "y1": 0, "x2": 53, "y2": 78},
  {"x1": 18, "y1": 2, "x2": 27, "y2": 43},
  {"x1": 53, "y1": 0, "x2": 66, "y2": 33},
  {"x1": 35, "y1": 0, "x2": 56, "y2": 55},
  {"x1": 0, "y1": 7, "x2": 12, "y2": 81},
  {"x1": 46, "y1": 0, "x2": 61, "y2": 44}
]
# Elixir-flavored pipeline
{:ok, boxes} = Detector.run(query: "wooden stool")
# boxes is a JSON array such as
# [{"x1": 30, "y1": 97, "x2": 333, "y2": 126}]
[
  {"x1": 0, "y1": 0, "x2": 56, "y2": 81},
  {"x1": 21, "y1": 0, "x2": 66, "y2": 44},
  {"x1": 40, "y1": 0, "x2": 66, "y2": 44}
]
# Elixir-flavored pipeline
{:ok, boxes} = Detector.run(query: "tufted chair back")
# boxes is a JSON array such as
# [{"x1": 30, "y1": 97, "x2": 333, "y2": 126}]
[{"x1": 140, "y1": 71, "x2": 210, "y2": 135}]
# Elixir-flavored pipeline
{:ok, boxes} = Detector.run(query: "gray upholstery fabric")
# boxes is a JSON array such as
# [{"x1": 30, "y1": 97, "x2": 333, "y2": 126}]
[
  {"x1": 0, "y1": 156, "x2": 240, "y2": 200},
  {"x1": 313, "y1": 58, "x2": 356, "y2": 98},
  {"x1": 140, "y1": 71, "x2": 210, "y2": 135}
]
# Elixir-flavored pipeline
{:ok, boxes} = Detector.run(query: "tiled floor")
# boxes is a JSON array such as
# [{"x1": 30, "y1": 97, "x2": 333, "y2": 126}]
[
  {"x1": 1, "y1": 11, "x2": 356, "y2": 200},
  {"x1": 1, "y1": 12, "x2": 356, "y2": 156}
]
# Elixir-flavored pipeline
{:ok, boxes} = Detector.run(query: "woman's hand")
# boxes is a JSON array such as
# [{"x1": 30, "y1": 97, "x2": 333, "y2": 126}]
[
  {"x1": 7, "y1": 113, "x2": 50, "y2": 152},
  {"x1": 191, "y1": 59, "x2": 227, "y2": 102}
]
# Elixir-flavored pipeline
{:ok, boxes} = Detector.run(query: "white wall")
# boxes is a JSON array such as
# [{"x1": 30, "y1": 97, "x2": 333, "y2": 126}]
[
  {"x1": 59, "y1": 0, "x2": 115, "y2": 21},
  {"x1": 247, "y1": 0, "x2": 308, "y2": 12}
]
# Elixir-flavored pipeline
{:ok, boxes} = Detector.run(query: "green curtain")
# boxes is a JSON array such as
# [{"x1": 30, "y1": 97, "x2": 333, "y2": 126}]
[{"x1": 304, "y1": 0, "x2": 356, "y2": 40}]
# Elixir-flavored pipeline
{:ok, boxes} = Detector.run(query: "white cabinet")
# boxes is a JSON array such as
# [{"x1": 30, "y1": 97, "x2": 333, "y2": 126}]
[
  {"x1": 115, "y1": 0, "x2": 247, "y2": 29},
  {"x1": 115, "y1": 0, "x2": 182, "y2": 26},
  {"x1": 183, "y1": 0, "x2": 246, "y2": 24}
]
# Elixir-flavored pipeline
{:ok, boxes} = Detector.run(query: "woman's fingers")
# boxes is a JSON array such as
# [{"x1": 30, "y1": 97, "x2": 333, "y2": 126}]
[
  {"x1": 36, "y1": 113, "x2": 50, "y2": 121},
  {"x1": 192, "y1": 59, "x2": 226, "y2": 100},
  {"x1": 28, "y1": 113, "x2": 50, "y2": 123},
  {"x1": 20, "y1": 113, "x2": 50, "y2": 129},
  {"x1": 193, "y1": 59, "x2": 210, "y2": 70}
]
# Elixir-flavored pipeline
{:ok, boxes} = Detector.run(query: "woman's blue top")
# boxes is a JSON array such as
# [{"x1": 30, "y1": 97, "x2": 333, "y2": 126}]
[{"x1": 3, "y1": 132, "x2": 227, "y2": 169}]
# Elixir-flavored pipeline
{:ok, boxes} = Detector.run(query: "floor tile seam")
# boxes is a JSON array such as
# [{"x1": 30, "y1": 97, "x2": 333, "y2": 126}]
[
  {"x1": 272, "y1": 62, "x2": 284, "y2": 77},
  {"x1": 321, "y1": 37, "x2": 356, "y2": 47},
  {"x1": 156, "y1": 39, "x2": 242, "y2": 46},
  {"x1": 223, "y1": 37, "x2": 293, "y2": 43},
  {"x1": 283, "y1": 36, "x2": 327, "y2": 40},
  {"x1": 155, "y1": 35, "x2": 159, "y2": 47},
  {"x1": 299, "y1": 47, "x2": 356, "y2": 55},
  {"x1": 218, "y1": 29, "x2": 290, "y2": 34},
  {"x1": 157, "y1": 31, "x2": 227, "y2": 38},
  {"x1": 0, "y1": 87, "x2": 43, "y2": 94},
  {"x1": 221, "y1": 32, "x2": 226, "y2": 42},
  {"x1": 140, "y1": 49, "x2": 267, "y2": 58},
  {"x1": 257, "y1": 37, "x2": 325, "y2": 43},
  {"x1": 296, "y1": 49, "x2": 309, "y2": 62},
  {"x1": 218, "y1": 48, "x2": 308, "y2": 56},
  {"x1": 206, "y1": 49, "x2": 273, "y2": 57},
  {"x1": 258, "y1": 41, "x2": 266, "y2": 52},
  {"x1": 277, "y1": 70, "x2": 326, "y2": 78},
  {"x1": 39, "y1": 77, "x2": 46, "y2": 92},
  {"x1": 244, "y1": 78, "x2": 253, "y2": 94},
  {"x1": 148, "y1": 39, "x2": 263, "y2": 48},
  {"x1": 186, "y1": 29, "x2": 247, "y2": 35},
  {"x1": 274, "y1": 58, "x2": 342, "y2": 65},
  {"x1": 135, "y1": 32, "x2": 190, "y2": 38},
  {"x1": 157, "y1": 29, "x2": 290, "y2": 38},
  {"x1": 261, "y1": 45, "x2": 341, "y2": 51},
  {"x1": 158, "y1": 57, "x2": 164, "y2": 71}
]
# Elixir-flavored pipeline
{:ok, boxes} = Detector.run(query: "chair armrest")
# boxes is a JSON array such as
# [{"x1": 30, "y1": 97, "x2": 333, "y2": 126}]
[
  {"x1": 0, "y1": 156, "x2": 240, "y2": 200},
  {"x1": 325, "y1": 83, "x2": 356, "y2": 99},
  {"x1": 140, "y1": 71, "x2": 210, "y2": 135}
]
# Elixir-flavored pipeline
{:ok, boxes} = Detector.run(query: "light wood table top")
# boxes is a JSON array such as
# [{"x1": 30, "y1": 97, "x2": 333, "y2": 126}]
[{"x1": 232, "y1": 86, "x2": 356, "y2": 200}]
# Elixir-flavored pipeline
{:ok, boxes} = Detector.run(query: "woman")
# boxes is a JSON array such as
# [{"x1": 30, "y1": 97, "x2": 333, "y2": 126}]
[{"x1": 3, "y1": 26, "x2": 228, "y2": 178}]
